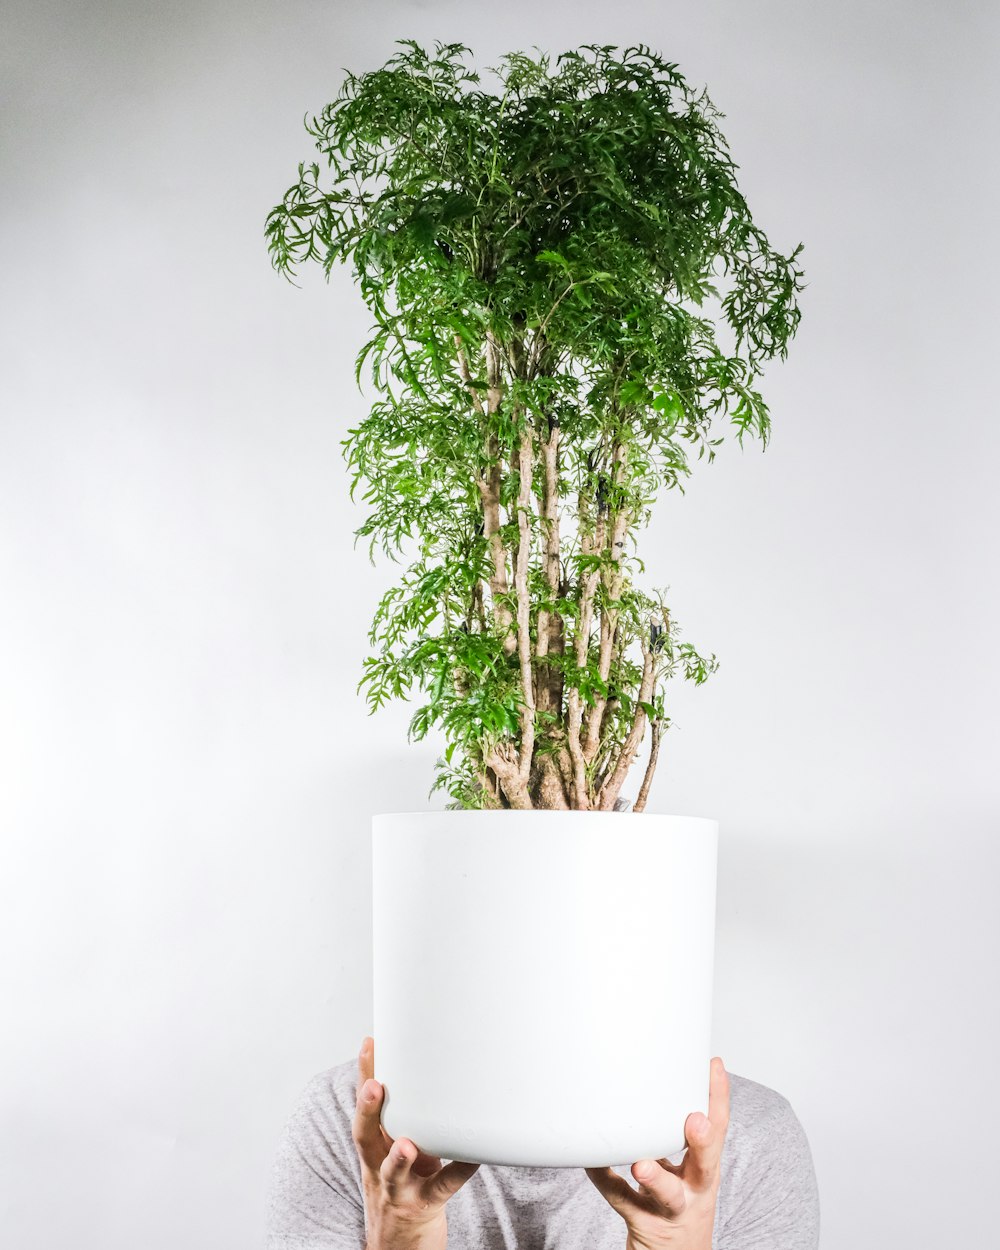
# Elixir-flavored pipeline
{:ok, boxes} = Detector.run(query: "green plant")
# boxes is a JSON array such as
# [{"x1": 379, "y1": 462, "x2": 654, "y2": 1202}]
[{"x1": 266, "y1": 40, "x2": 805, "y2": 811}]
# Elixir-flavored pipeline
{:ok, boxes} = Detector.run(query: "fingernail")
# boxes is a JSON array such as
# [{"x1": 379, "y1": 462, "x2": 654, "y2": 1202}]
[
  {"x1": 364, "y1": 1079, "x2": 379, "y2": 1101},
  {"x1": 636, "y1": 1160, "x2": 656, "y2": 1178}
]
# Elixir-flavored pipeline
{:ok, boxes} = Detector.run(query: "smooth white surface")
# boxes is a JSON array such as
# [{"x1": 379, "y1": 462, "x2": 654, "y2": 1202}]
[
  {"x1": 1, "y1": 1, "x2": 998, "y2": 1247},
  {"x1": 373, "y1": 812, "x2": 718, "y2": 1166}
]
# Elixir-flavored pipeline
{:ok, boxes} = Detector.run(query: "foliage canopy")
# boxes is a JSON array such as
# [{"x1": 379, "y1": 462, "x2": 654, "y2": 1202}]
[{"x1": 266, "y1": 40, "x2": 805, "y2": 810}]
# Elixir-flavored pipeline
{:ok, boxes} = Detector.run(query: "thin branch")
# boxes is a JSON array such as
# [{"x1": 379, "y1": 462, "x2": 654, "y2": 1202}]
[
  {"x1": 598, "y1": 644, "x2": 657, "y2": 811},
  {"x1": 453, "y1": 333, "x2": 485, "y2": 416},
  {"x1": 534, "y1": 419, "x2": 562, "y2": 714},
  {"x1": 584, "y1": 440, "x2": 630, "y2": 762},
  {"x1": 513, "y1": 423, "x2": 536, "y2": 785},
  {"x1": 477, "y1": 333, "x2": 516, "y2": 653},
  {"x1": 632, "y1": 718, "x2": 663, "y2": 813},
  {"x1": 565, "y1": 487, "x2": 604, "y2": 808},
  {"x1": 528, "y1": 284, "x2": 576, "y2": 374}
]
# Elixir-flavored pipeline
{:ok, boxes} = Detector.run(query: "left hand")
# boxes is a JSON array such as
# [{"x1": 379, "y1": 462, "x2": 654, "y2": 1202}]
[{"x1": 585, "y1": 1057, "x2": 730, "y2": 1250}]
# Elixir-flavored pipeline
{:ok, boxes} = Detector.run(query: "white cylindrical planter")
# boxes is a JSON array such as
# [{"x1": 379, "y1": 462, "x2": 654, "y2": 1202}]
[{"x1": 372, "y1": 810, "x2": 718, "y2": 1168}]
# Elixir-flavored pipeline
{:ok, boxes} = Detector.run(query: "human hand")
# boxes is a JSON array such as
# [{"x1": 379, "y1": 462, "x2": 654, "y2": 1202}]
[
  {"x1": 353, "y1": 1035, "x2": 480, "y2": 1250},
  {"x1": 585, "y1": 1057, "x2": 730, "y2": 1250}
]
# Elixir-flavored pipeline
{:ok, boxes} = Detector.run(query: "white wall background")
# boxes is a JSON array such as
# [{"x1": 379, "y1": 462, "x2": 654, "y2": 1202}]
[{"x1": 2, "y1": 1, "x2": 998, "y2": 1246}]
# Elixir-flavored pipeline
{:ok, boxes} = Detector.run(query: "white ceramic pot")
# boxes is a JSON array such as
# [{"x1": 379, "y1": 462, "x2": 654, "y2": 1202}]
[{"x1": 372, "y1": 810, "x2": 718, "y2": 1168}]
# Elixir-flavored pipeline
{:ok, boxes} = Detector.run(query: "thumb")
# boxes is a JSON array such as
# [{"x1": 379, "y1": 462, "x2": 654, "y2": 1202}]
[{"x1": 424, "y1": 1159, "x2": 481, "y2": 1204}]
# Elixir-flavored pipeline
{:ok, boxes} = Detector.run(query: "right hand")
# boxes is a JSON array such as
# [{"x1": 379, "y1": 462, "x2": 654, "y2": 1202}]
[{"x1": 353, "y1": 1035, "x2": 481, "y2": 1250}]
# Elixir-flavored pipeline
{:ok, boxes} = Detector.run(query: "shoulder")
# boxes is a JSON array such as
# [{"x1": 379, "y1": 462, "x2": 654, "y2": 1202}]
[
  {"x1": 727, "y1": 1070, "x2": 796, "y2": 1137},
  {"x1": 275, "y1": 1057, "x2": 363, "y2": 1189},
  {"x1": 294, "y1": 1056, "x2": 360, "y2": 1121},
  {"x1": 266, "y1": 1058, "x2": 367, "y2": 1245},
  {"x1": 723, "y1": 1069, "x2": 814, "y2": 1169},
  {"x1": 717, "y1": 1072, "x2": 820, "y2": 1248}
]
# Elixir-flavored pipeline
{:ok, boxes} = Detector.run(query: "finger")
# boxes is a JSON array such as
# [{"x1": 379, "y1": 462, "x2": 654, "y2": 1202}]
[
  {"x1": 682, "y1": 1111, "x2": 718, "y2": 1191},
  {"x1": 584, "y1": 1166, "x2": 658, "y2": 1220},
  {"x1": 358, "y1": 1036, "x2": 375, "y2": 1086},
  {"x1": 631, "y1": 1159, "x2": 687, "y2": 1218},
  {"x1": 423, "y1": 1158, "x2": 481, "y2": 1204},
  {"x1": 357, "y1": 1037, "x2": 396, "y2": 1151},
  {"x1": 380, "y1": 1137, "x2": 417, "y2": 1197},
  {"x1": 408, "y1": 1145, "x2": 445, "y2": 1178},
  {"x1": 708, "y1": 1055, "x2": 731, "y2": 1134},
  {"x1": 352, "y1": 1075, "x2": 390, "y2": 1174},
  {"x1": 683, "y1": 1057, "x2": 730, "y2": 1191}
]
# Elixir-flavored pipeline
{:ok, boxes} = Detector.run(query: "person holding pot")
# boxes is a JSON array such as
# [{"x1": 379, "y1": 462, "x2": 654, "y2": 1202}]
[{"x1": 264, "y1": 1036, "x2": 820, "y2": 1249}]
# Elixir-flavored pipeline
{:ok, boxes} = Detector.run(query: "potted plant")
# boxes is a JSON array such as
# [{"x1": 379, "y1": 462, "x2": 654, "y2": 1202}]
[{"x1": 266, "y1": 40, "x2": 804, "y2": 1168}]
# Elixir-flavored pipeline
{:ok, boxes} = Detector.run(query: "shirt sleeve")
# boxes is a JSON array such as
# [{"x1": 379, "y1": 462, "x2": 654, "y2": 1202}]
[
  {"x1": 716, "y1": 1096, "x2": 820, "y2": 1250},
  {"x1": 264, "y1": 1072, "x2": 368, "y2": 1250}
]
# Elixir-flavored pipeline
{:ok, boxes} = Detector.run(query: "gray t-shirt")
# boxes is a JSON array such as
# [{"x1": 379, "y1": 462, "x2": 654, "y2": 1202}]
[{"x1": 265, "y1": 1057, "x2": 820, "y2": 1249}]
